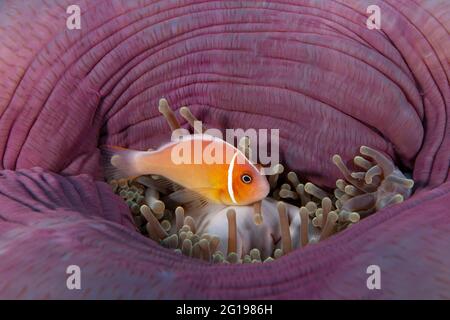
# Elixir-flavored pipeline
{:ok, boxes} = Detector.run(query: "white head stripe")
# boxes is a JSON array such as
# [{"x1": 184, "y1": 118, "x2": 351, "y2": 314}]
[{"x1": 227, "y1": 152, "x2": 238, "y2": 204}]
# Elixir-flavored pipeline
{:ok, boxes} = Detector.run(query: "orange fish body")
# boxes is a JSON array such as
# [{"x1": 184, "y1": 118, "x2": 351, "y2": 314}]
[{"x1": 101, "y1": 134, "x2": 270, "y2": 206}]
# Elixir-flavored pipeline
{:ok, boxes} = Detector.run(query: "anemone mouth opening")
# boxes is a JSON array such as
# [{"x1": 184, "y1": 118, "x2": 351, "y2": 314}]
[{"x1": 106, "y1": 98, "x2": 415, "y2": 264}]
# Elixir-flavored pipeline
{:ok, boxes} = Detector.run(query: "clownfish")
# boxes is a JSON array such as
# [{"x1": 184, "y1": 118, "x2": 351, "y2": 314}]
[{"x1": 101, "y1": 134, "x2": 270, "y2": 206}]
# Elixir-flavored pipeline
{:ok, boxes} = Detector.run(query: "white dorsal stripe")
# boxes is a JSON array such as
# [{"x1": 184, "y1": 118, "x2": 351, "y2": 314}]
[{"x1": 227, "y1": 152, "x2": 238, "y2": 204}]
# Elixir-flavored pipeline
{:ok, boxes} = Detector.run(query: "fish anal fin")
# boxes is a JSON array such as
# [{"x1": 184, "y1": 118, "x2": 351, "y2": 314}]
[
  {"x1": 164, "y1": 188, "x2": 209, "y2": 204},
  {"x1": 153, "y1": 176, "x2": 183, "y2": 192},
  {"x1": 163, "y1": 188, "x2": 225, "y2": 215},
  {"x1": 136, "y1": 175, "x2": 183, "y2": 194}
]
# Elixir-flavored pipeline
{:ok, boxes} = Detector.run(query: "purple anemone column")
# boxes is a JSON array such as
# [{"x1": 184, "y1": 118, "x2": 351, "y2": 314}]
[{"x1": 0, "y1": 0, "x2": 449, "y2": 299}]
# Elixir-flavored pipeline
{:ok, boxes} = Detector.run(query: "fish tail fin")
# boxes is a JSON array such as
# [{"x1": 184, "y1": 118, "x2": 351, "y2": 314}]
[{"x1": 100, "y1": 145, "x2": 147, "y2": 181}]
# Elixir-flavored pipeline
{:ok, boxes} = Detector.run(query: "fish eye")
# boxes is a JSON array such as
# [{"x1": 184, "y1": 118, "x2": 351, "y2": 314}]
[{"x1": 241, "y1": 174, "x2": 252, "y2": 184}]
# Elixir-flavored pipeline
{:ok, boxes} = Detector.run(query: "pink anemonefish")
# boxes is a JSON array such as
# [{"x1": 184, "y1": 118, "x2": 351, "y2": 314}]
[{"x1": 101, "y1": 134, "x2": 270, "y2": 206}]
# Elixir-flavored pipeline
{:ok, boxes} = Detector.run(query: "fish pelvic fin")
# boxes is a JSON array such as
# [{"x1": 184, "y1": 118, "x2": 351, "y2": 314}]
[{"x1": 100, "y1": 145, "x2": 147, "y2": 181}]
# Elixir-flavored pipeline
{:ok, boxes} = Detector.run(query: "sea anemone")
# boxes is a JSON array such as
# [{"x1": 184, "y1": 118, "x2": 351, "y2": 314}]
[
  {"x1": 1, "y1": 0, "x2": 448, "y2": 299},
  {"x1": 110, "y1": 99, "x2": 414, "y2": 263}
]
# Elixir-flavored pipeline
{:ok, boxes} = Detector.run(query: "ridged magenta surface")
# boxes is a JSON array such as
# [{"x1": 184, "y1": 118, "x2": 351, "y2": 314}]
[{"x1": 0, "y1": 0, "x2": 448, "y2": 298}]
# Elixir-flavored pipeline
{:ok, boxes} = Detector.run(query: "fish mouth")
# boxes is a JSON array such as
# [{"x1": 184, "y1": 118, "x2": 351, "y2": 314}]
[{"x1": 0, "y1": 1, "x2": 449, "y2": 299}]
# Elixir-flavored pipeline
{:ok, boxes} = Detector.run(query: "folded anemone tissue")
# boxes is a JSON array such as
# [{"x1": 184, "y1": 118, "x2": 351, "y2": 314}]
[{"x1": 0, "y1": 0, "x2": 449, "y2": 300}]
